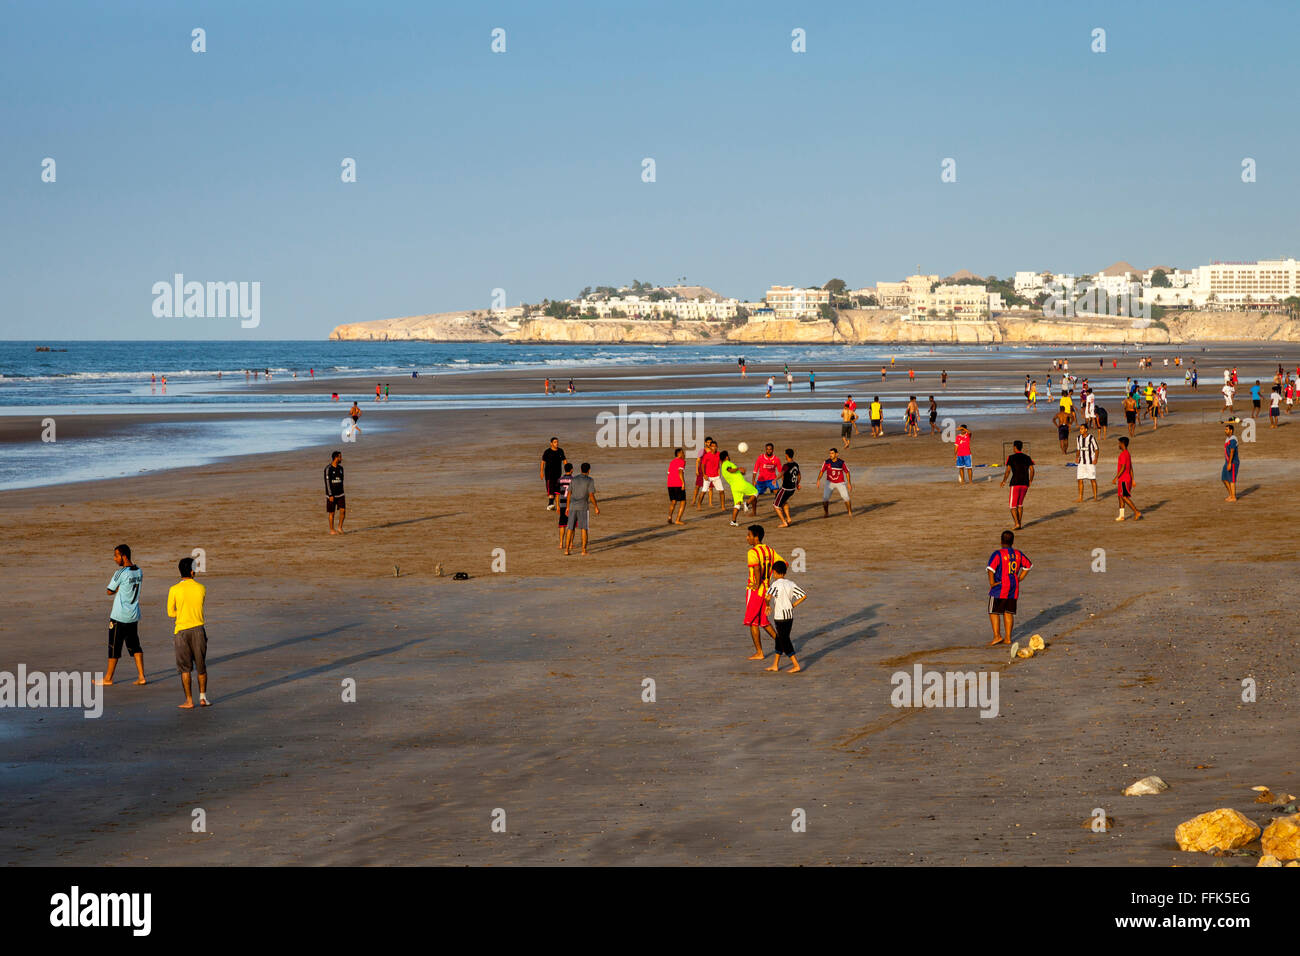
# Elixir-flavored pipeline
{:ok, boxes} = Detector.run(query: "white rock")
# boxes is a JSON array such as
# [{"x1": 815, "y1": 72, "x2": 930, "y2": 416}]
[{"x1": 1122, "y1": 775, "x2": 1169, "y2": 796}]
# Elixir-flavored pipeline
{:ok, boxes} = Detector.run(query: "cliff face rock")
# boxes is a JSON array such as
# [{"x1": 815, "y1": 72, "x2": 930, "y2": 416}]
[
  {"x1": 507, "y1": 319, "x2": 717, "y2": 343},
  {"x1": 329, "y1": 311, "x2": 508, "y2": 341},
  {"x1": 727, "y1": 319, "x2": 839, "y2": 343},
  {"x1": 329, "y1": 308, "x2": 1300, "y2": 344},
  {"x1": 1165, "y1": 310, "x2": 1300, "y2": 342}
]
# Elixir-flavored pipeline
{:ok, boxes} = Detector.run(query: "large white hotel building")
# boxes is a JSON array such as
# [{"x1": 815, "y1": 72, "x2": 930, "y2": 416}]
[{"x1": 1188, "y1": 258, "x2": 1300, "y2": 303}]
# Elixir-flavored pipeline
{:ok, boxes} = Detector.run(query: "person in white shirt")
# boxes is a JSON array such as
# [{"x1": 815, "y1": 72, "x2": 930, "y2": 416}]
[
  {"x1": 1269, "y1": 385, "x2": 1282, "y2": 428},
  {"x1": 1075, "y1": 423, "x2": 1099, "y2": 502},
  {"x1": 765, "y1": 561, "x2": 807, "y2": 673},
  {"x1": 1222, "y1": 382, "x2": 1235, "y2": 414}
]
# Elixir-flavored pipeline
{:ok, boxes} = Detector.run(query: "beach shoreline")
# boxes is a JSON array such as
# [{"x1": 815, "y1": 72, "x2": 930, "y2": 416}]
[{"x1": 2, "y1": 348, "x2": 1297, "y2": 865}]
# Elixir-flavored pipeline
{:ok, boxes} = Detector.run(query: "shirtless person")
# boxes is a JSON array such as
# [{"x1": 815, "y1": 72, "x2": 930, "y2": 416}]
[{"x1": 1053, "y1": 409, "x2": 1071, "y2": 452}]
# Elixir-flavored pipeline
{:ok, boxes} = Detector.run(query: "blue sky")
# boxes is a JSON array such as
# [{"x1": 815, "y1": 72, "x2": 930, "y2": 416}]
[{"x1": 2, "y1": 0, "x2": 1298, "y2": 339}]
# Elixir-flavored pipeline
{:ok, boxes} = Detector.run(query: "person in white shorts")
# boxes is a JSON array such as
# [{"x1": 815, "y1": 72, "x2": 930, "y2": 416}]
[
  {"x1": 1075, "y1": 422, "x2": 1099, "y2": 501},
  {"x1": 816, "y1": 447, "x2": 853, "y2": 519}
]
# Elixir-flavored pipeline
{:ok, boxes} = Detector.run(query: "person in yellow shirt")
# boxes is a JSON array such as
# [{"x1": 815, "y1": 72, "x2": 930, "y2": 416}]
[
  {"x1": 743, "y1": 525, "x2": 783, "y2": 660},
  {"x1": 167, "y1": 557, "x2": 209, "y2": 709}
]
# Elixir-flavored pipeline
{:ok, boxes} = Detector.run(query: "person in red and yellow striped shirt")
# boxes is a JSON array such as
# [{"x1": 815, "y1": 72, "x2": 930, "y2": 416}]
[{"x1": 743, "y1": 525, "x2": 783, "y2": 660}]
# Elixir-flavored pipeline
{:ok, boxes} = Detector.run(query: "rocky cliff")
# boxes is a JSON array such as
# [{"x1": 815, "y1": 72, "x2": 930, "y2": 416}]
[{"x1": 329, "y1": 309, "x2": 1300, "y2": 344}]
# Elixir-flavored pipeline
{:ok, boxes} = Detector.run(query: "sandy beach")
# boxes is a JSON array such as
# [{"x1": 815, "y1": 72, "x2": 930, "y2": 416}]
[{"x1": 1, "y1": 347, "x2": 1297, "y2": 865}]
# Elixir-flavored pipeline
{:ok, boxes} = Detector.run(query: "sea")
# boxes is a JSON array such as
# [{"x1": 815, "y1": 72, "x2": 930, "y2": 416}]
[{"x1": 0, "y1": 340, "x2": 1138, "y2": 491}]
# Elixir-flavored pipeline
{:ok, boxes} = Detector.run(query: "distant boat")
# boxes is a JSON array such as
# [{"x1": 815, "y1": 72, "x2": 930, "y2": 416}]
[{"x1": 34, "y1": 346, "x2": 67, "y2": 352}]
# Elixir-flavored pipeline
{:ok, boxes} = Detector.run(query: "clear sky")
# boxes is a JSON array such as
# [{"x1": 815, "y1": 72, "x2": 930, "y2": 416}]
[{"x1": 2, "y1": 0, "x2": 1298, "y2": 340}]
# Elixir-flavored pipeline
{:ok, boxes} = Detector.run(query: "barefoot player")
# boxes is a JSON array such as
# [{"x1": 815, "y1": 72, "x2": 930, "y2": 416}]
[
  {"x1": 817, "y1": 447, "x2": 852, "y2": 519},
  {"x1": 1222, "y1": 423, "x2": 1240, "y2": 502},
  {"x1": 773, "y1": 448, "x2": 801, "y2": 527},
  {"x1": 986, "y1": 530, "x2": 1032, "y2": 646},
  {"x1": 666, "y1": 447, "x2": 687, "y2": 524},
  {"x1": 954, "y1": 424, "x2": 973, "y2": 484},
  {"x1": 1114, "y1": 436, "x2": 1142, "y2": 521},
  {"x1": 100, "y1": 544, "x2": 146, "y2": 686},
  {"x1": 1075, "y1": 422, "x2": 1099, "y2": 502},
  {"x1": 1000, "y1": 441, "x2": 1034, "y2": 530},
  {"x1": 541, "y1": 437, "x2": 567, "y2": 510},
  {"x1": 743, "y1": 525, "x2": 781, "y2": 660},
  {"x1": 765, "y1": 561, "x2": 805, "y2": 673},
  {"x1": 325, "y1": 451, "x2": 346, "y2": 534}
]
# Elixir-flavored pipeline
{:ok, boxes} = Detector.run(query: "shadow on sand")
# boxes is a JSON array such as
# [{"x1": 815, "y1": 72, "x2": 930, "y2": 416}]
[{"x1": 794, "y1": 603, "x2": 883, "y2": 671}]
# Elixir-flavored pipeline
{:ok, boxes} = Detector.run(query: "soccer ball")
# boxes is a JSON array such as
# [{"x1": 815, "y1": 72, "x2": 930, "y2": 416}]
[{"x1": 737, "y1": 442, "x2": 748, "y2": 453}]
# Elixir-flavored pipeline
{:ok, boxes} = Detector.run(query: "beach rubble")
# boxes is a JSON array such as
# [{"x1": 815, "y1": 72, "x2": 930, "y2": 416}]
[
  {"x1": 1122, "y1": 775, "x2": 1169, "y2": 796},
  {"x1": 1174, "y1": 809, "x2": 1260, "y2": 853},
  {"x1": 1260, "y1": 813, "x2": 1300, "y2": 861},
  {"x1": 1251, "y1": 785, "x2": 1297, "y2": 806}
]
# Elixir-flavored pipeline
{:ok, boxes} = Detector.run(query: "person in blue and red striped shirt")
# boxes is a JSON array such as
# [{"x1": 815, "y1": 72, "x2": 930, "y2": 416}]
[{"x1": 986, "y1": 530, "x2": 1032, "y2": 646}]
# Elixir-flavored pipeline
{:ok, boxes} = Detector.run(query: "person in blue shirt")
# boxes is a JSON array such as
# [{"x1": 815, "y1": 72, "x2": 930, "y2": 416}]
[
  {"x1": 1222, "y1": 423, "x2": 1240, "y2": 503},
  {"x1": 101, "y1": 544, "x2": 146, "y2": 685},
  {"x1": 1250, "y1": 381, "x2": 1262, "y2": 419}
]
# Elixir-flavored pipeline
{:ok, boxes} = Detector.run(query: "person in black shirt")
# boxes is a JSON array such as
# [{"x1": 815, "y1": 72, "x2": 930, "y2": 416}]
[
  {"x1": 325, "y1": 451, "x2": 346, "y2": 534},
  {"x1": 540, "y1": 437, "x2": 568, "y2": 510},
  {"x1": 773, "y1": 448, "x2": 801, "y2": 528},
  {"x1": 999, "y1": 440, "x2": 1035, "y2": 530}
]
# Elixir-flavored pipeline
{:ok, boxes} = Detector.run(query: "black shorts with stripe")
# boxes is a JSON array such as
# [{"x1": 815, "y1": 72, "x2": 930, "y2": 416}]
[{"x1": 988, "y1": 595, "x2": 1017, "y2": 615}]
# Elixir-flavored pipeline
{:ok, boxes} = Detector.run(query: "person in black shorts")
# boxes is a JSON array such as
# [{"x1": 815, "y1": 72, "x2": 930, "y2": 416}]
[
  {"x1": 1053, "y1": 410, "x2": 1070, "y2": 452},
  {"x1": 928, "y1": 395, "x2": 939, "y2": 434},
  {"x1": 773, "y1": 449, "x2": 801, "y2": 527},
  {"x1": 1095, "y1": 404, "x2": 1109, "y2": 439},
  {"x1": 541, "y1": 437, "x2": 567, "y2": 510},
  {"x1": 100, "y1": 544, "x2": 146, "y2": 686},
  {"x1": 666, "y1": 448, "x2": 687, "y2": 524},
  {"x1": 325, "y1": 450, "x2": 345, "y2": 534},
  {"x1": 556, "y1": 463, "x2": 573, "y2": 548}
]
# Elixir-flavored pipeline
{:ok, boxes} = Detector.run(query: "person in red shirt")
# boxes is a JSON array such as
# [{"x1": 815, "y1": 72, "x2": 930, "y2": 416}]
[
  {"x1": 1114, "y1": 436, "x2": 1142, "y2": 521},
  {"x1": 696, "y1": 439, "x2": 724, "y2": 510},
  {"x1": 666, "y1": 447, "x2": 687, "y2": 525},
  {"x1": 817, "y1": 448, "x2": 853, "y2": 519},
  {"x1": 752, "y1": 443, "x2": 782, "y2": 496},
  {"x1": 691, "y1": 435, "x2": 712, "y2": 507},
  {"x1": 954, "y1": 424, "x2": 973, "y2": 484}
]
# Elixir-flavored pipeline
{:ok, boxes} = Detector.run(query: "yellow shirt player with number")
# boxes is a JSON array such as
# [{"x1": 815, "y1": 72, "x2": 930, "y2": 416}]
[{"x1": 742, "y1": 526, "x2": 783, "y2": 661}]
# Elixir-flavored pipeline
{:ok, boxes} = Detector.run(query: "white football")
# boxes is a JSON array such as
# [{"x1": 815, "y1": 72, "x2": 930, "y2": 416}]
[{"x1": 737, "y1": 442, "x2": 749, "y2": 453}]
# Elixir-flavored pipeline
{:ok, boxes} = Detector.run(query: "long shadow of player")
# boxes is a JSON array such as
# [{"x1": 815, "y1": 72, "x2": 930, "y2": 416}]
[
  {"x1": 794, "y1": 603, "x2": 883, "y2": 671},
  {"x1": 1020, "y1": 507, "x2": 1076, "y2": 528},
  {"x1": 143, "y1": 624, "x2": 364, "y2": 683},
  {"x1": 218, "y1": 638, "x2": 428, "y2": 703},
  {"x1": 1012, "y1": 597, "x2": 1083, "y2": 637}
]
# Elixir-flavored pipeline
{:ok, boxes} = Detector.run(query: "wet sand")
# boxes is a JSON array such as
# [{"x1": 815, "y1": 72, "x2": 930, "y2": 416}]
[{"x1": 1, "y1": 348, "x2": 1297, "y2": 865}]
